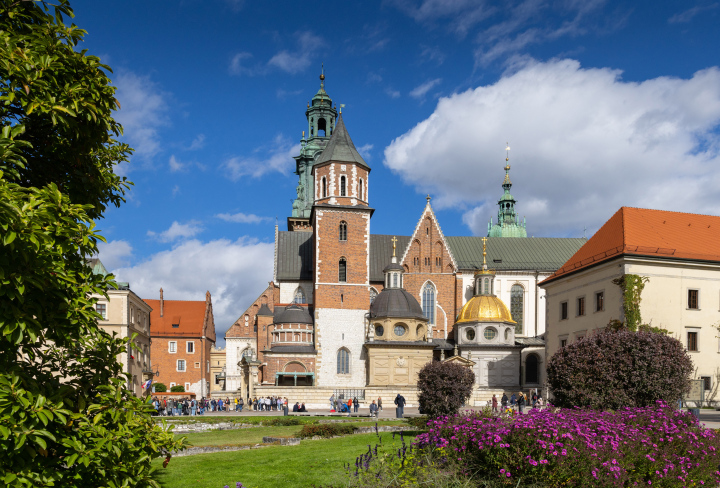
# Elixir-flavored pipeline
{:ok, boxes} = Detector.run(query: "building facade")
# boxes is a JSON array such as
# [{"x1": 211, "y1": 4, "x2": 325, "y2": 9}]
[
  {"x1": 89, "y1": 259, "x2": 154, "y2": 397},
  {"x1": 222, "y1": 73, "x2": 586, "y2": 404},
  {"x1": 146, "y1": 289, "x2": 216, "y2": 397},
  {"x1": 541, "y1": 207, "x2": 720, "y2": 398}
]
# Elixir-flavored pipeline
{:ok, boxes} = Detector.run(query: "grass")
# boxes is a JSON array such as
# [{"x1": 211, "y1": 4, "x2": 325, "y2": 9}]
[
  {"x1": 152, "y1": 432, "x2": 418, "y2": 488},
  {"x1": 177, "y1": 420, "x2": 405, "y2": 447}
]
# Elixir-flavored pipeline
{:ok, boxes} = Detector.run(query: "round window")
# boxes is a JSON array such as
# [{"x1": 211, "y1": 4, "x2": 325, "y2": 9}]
[
  {"x1": 466, "y1": 328, "x2": 475, "y2": 341},
  {"x1": 484, "y1": 327, "x2": 497, "y2": 340},
  {"x1": 394, "y1": 325, "x2": 406, "y2": 337},
  {"x1": 375, "y1": 325, "x2": 384, "y2": 337}
]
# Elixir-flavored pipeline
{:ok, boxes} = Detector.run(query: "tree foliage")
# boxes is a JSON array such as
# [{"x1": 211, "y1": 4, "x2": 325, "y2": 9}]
[
  {"x1": 0, "y1": 1, "x2": 186, "y2": 486},
  {"x1": 417, "y1": 361, "x2": 475, "y2": 418},
  {"x1": 547, "y1": 329, "x2": 693, "y2": 410},
  {"x1": 153, "y1": 383, "x2": 167, "y2": 393},
  {"x1": 170, "y1": 385, "x2": 185, "y2": 393}
]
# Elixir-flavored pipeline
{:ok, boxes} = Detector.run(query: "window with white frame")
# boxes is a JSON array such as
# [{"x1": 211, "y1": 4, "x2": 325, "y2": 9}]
[
  {"x1": 337, "y1": 348, "x2": 350, "y2": 374},
  {"x1": 186, "y1": 341, "x2": 195, "y2": 353},
  {"x1": 177, "y1": 359, "x2": 186, "y2": 372},
  {"x1": 170, "y1": 382, "x2": 176, "y2": 388},
  {"x1": 185, "y1": 383, "x2": 190, "y2": 391},
  {"x1": 96, "y1": 303, "x2": 107, "y2": 320},
  {"x1": 168, "y1": 341, "x2": 177, "y2": 353},
  {"x1": 422, "y1": 283, "x2": 436, "y2": 325}
]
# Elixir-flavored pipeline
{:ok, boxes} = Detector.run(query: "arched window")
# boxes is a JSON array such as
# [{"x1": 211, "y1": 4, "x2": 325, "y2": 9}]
[
  {"x1": 339, "y1": 221, "x2": 347, "y2": 241},
  {"x1": 526, "y1": 354, "x2": 539, "y2": 383},
  {"x1": 510, "y1": 284, "x2": 524, "y2": 335},
  {"x1": 339, "y1": 258, "x2": 347, "y2": 283},
  {"x1": 340, "y1": 176, "x2": 346, "y2": 196},
  {"x1": 422, "y1": 283, "x2": 436, "y2": 325},
  {"x1": 318, "y1": 117, "x2": 327, "y2": 136},
  {"x1": 337, "y1": 348, "x2": 350, "y2": 374},
  {"x1": 359, "y1": 178, "x2": 364, "y2": 200},
  {"x1": 322, "y1": 177, "x2": 327, "y2": 198},
  {"x1": 369, "y1": 288, "x2": 378, "y2": 304},
  {"x1": 293, "y1": 287, "x2": 306, "y2": 304}
]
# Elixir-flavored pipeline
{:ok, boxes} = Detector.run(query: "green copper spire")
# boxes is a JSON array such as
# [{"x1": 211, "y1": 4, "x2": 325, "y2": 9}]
[
  {"x1": 291, "y1": 66, "x2": 338, "y2": 219},
  {"x1": 488, "y1": 144, "x2": 527, "y2": 238}
]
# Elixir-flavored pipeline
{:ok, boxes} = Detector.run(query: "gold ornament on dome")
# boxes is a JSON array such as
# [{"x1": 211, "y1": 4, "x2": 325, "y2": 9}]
[{"x1": 456, "y1": 295, "x2": 515, "y2": 324}]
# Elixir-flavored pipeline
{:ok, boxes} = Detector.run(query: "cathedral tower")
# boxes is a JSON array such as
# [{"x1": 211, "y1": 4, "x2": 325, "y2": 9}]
[
  {"x1": 311, "y1": 112, "x2": 372, "y2": 387},
  {"x1": 289, "y1": 67, "x2": 339, "y2": 231},
  {"x1": 488, "y1": 146, "x2": 527, "y2": 238}
]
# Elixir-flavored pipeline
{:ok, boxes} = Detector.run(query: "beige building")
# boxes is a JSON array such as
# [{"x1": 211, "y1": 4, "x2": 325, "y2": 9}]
[
  {"x1": 541, "y1": 207, "x2": 720, "y2": 398},
  {"x1": 210, "y1": 346, "x2": 226, "y2": 392},
  {"x1": 90, "y1": 259, "x2": 154, "y2": 396}
]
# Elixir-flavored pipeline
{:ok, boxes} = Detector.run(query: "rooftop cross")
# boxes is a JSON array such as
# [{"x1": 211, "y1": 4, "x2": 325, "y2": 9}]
[
  {"x1": 482, "y1": 236, "x2": 488, "y2": 268},
  {"x1": 391, "y1": 236, "x2": 398, "y2": 257}
]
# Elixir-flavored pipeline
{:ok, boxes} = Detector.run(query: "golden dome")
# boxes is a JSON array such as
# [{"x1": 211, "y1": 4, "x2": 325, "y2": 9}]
[{"x1": 456, "y1": 295, "x2": 516, "y2": 324}]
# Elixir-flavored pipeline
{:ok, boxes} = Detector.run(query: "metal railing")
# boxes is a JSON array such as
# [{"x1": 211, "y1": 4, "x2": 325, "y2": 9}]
[{"x1": 333, "y1": 388, "x2": 365, "y2": 401}]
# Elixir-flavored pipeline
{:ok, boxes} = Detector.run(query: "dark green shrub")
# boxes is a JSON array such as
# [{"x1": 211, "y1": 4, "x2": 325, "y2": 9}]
[
  {"x1": 405, "y1": 416, "x2": 430, "y2": 429},
  {"x1": 297, "y1": 424, "x2": 356, "y2": 438},
  {"x1": 170, "y1": 385, "x2": 185, "y2": 393},
  {"x1": 547, "y1": 328, "x2": 692, "y2": 409},
  {"x1": 417, "y1": 360, "x2": 475, "y2": 418},
  {"x1": 153, "y1": 383, "x2": 167, "y2": 393},
  {"x1": 265, "y1": 417, "x2": 301, "y2": 426}
]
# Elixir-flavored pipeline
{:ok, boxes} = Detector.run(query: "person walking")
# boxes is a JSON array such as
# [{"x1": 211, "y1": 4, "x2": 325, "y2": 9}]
[
  {"x1": 394, "y1": 393, "x2": 406, "y2": 418},
  {"x1": 369, "y1": 400, "x2": 379, "y2": 418},
  {"x1": 329, "y1": 394, "x2": 335, "y2": 410},
  {"x1": 501, "y1": 393, "x2": 508, "y2": 410},
  {"x1": 517, "y1": 391, "x2": 525, "y2": 414},
  {"x1": 238, "y1": 397, "x2": 244, "y2": 412},
  {"x1": 510, "y1": 393, "x2": 517, "y2": 411},
  {"x1": 491, "y1": 394, "x2": 498, "y2": 414},
  {"x1": 353, "y1": 396, "x2": 359, "y2": 413},
  {"x1": 378, "y1": 397, "x2": 383, "y2": 411}
]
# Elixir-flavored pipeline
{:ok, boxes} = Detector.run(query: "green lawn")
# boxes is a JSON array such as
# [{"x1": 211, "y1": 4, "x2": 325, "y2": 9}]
[{"x1": 152, "y1": 431, "x2": 417, "y2": 488}]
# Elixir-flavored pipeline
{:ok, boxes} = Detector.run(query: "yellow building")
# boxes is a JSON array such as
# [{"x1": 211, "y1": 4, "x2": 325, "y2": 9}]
[{"x1": 210, "y1": 346, "x2": 226, "y2": 392}]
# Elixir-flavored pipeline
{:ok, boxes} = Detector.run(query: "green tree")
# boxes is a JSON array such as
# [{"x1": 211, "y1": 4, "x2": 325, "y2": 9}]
[{"x1": 0, "y1": 1, "x2": 186, "y2": 486}]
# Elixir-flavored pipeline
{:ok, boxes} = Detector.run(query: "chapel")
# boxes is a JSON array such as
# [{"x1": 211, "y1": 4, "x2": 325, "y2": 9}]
[{"x1": 222, "y1": 71, "x2": 586, "y2": 404}]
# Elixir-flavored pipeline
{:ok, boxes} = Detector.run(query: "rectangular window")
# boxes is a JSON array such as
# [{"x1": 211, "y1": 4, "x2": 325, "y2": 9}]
[
  {"x1": 577, "y1": 297, "x2": 585, "y2": 316},
  {"x1": 560, "y1": 301, "x2": 568, "y2": 320},
  {"x1": 702, "y1": 376, "x2": 712, "y2": 391},
  {"x1": 339, "y1": 259, "x2": 347, "y2": 283},
  {"x1": 595, "y1": 292, "x2": 604, "y2": 312},
  {"x1": 215, "y1": 374, "x2": 221, "y2": 385},
  {"x1": 560, "y1": 339, "x2": 567, "y2": 348},
  {"x1": 170, "y1": 382, "x2": 176, "y2": 388},
  {"x1": 168, "y1": 341, "x2": 177, "y2": 353},
  {"x1": 96, "y1": 303, "x2": 107, "y2": 320},
  {"x1": 194, "y1": 362, "x2": 200, "y2": 369},
  {"x1": 185, "y1": 382, "x2": 191, "y2": 391},
  {"x1": 688, "y1": 332, "x2": 698, "y2": 352},
  {"x1": 207, "y1": 360, "x2": 210, "y2": 373},
  {"x1": 186, "y1": 341, "x2": 194, "y2": 353},
  {"x1": 177, "y1": 359, "x2": 186, "y2": 372},
  {"x1": 688, "y1": 289, "x2": 699, "y2": 309}
]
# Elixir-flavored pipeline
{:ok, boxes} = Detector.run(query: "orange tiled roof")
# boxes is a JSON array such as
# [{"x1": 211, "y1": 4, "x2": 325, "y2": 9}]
[
  {"x1": 542, "y1": 207, "x2": 720, "y2": 284},
  {"x1": 146, "y1": 298, "x2": 213, "y2": 338}
]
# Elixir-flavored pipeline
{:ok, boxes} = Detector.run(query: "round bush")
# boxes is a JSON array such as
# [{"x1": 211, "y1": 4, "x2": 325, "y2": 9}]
[
  {"x1": 170, "y1": 385, "x2": 185, "y2": 393},
  {"x1": 153, "y1": 383, "x2": 166, "y2": 393},
  {"x1": 417, "y1": 360, "x2": 475, "y2": 418},
  {"x1": 547, "y1": 328, "x2": 692, "y2": 409}
]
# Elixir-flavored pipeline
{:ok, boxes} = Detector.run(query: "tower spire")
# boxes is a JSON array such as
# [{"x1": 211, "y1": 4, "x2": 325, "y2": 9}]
[{"x1": 487, "y1": 143, "x2": 527, "y2": 238}]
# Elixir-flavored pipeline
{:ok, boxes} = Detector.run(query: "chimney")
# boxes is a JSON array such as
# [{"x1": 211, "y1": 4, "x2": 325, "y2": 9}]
[{"x1": 160, "y1": 288, "x2": 164, "y2": 317}]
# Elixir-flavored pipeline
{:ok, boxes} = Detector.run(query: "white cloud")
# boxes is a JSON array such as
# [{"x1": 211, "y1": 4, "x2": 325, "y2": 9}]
[
  {"x1": 276, "y1": 88, "x2": 303, "y2": 99},
  {"x1": 410, "y1": 78, "x2": 442, "y2": 99},
  {"x1": 390, "y1": 0, "x2": 496, "y2": 37},
  {"x1": 221, "y1": 134, "x2": 300, "y2": 180},
  {"x1": 187, "y1": 134, "x2": 206, "y2": 150},
  {"x1": 268, "y1": 32, "x2": 323, "y2": 74},
  {"x1": 216, "y1": 212, "x2": 270, "y2": 224},
  {"x1": 113, "y1": 71, "x2": 168, "y2": 164},
  {"x1": 147, "y1": 221, "x2": 203, "y2": 242},
  {"x1": 384, "y1": 58, "x2": 720, "y2": 237},
  {"x1": 97, "y1": 240, "x2": 134, "y2": 270},
  {"x1": 420, "y1": 45, "x2": 446, "y2": 65},
  {"x1": 229, "y1": 52, "x2": 256, "y2": 76},
  {"x1": 357, "y1": 143, "x2": 374, "y2": 161},
  {"x1": 111, "y1": 238, "x2": 274, "y2": 346},
  {"x1": 172, "y1": 185, "x2": 180, "y2": 197},
  {"x1": 168, "y1": 155, "x2": 185, "y2": 172},
  {"x1": 669, "y1": 3, "x2": 719, "y2": 23},
  {"x1": 385, "y1": 87, "x2": 401, "y2": 98}
]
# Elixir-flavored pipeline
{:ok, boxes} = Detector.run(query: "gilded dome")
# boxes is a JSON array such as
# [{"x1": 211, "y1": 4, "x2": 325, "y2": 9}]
[{"x1": 456, "y1": 295, "x2": 516, "y2": 324}]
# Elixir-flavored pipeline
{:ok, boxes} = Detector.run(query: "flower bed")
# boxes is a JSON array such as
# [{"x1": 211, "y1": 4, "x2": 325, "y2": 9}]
[{"x1": 414, "y1": 402, "x2": 720, "y2": 487}]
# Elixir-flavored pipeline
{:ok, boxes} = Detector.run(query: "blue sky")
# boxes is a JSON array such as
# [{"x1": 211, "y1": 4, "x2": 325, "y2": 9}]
[{"x1": 80, "y1": 0, "x2": 720, "y2": 343}]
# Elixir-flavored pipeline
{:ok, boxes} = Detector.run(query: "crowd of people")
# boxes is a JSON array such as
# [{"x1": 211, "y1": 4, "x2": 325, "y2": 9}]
[
  {"x1": 490, "y1": 390, "x2": 544, "y2": 414},
  {"x1": 150, "y1": 396, "x2": 291, "y2": 416}
]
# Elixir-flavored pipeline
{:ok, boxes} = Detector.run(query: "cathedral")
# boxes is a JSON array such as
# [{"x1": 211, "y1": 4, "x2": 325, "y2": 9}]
[{"x1": 222, "y1": 72, "x2": 585, "y2": 405}]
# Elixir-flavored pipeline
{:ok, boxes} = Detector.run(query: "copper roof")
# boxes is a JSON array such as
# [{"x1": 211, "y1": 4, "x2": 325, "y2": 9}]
[{"x1": 543, "y1": 207, "x2": 720, "y2": 284}]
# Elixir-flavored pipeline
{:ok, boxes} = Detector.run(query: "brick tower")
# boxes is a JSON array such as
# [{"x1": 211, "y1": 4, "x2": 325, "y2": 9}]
[{"x1": 311, "y1": 112, "x2": 372, "y2": 387}]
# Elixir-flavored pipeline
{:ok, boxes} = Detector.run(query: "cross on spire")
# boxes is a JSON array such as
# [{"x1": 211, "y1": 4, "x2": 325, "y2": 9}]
[
  {"x1": 482, "y1": 237, "x2": 488, "y2": 268},
  {"x1": 391, "y1": 236, "x2": 398, "y2": 257}
]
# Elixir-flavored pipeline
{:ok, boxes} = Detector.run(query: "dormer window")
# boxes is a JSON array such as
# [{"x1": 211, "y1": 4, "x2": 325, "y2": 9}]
[{"x1": 172, "y1": 323, "x2": 179, "y2": 328}]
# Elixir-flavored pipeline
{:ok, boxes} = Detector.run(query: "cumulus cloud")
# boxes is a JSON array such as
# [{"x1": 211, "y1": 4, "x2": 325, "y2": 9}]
[
  {"x1": 221, "y1": 134, "x2": 300, "y2": 180},
  {"x1": 384, "y1": 58, "x2": 720, "y2": 237},
  {"x1": 410, "y1": 78, "x2": 442, "y2": 99},
  {"x1": 268, "y1": 32, "x2": 323, "y2": 74},
  {"x1": 111, "y1": 237, "x2": 274, "y2": 345},
  {"x1": 113, "y1": 71, "x2": 168, "y2": 165},
  {"x1": 147, "y1": 221, "x2": 203, "y2": 242},
  {"x1": 216, "y1": 212, "x2": 270, "y2": 224},
  {"x1": 97, "y1": 240, "x2": 134, "y2": 270}
]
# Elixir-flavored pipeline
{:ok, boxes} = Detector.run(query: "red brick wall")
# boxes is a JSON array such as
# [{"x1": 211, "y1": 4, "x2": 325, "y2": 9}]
[
  {"x1": 264, "y1": 356, "x2": 316, "y2": 383},
  {"x1": 314, "y1": 164, "x2": 369, "y2": 207},
  {"x1": 226, "y1": 284, "x2": 277, "y2": 339},
  {"x1": 151, "y1": 336, "x2": 211, "y2": 390}
]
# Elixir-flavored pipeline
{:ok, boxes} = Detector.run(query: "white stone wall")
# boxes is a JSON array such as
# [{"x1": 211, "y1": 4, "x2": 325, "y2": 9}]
[
  {"x1": 279, "y1": 281, "x2": 314, "y2": 304},
  {"x1": 316, "y1": 308, "x2": 367, "y2": 387},
  {"x1": 467, "y1": 349, "x2": 520, "y2": 388},
  {"x1": 224, "y1": 336, "x2": 256, "y2": 391}
]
